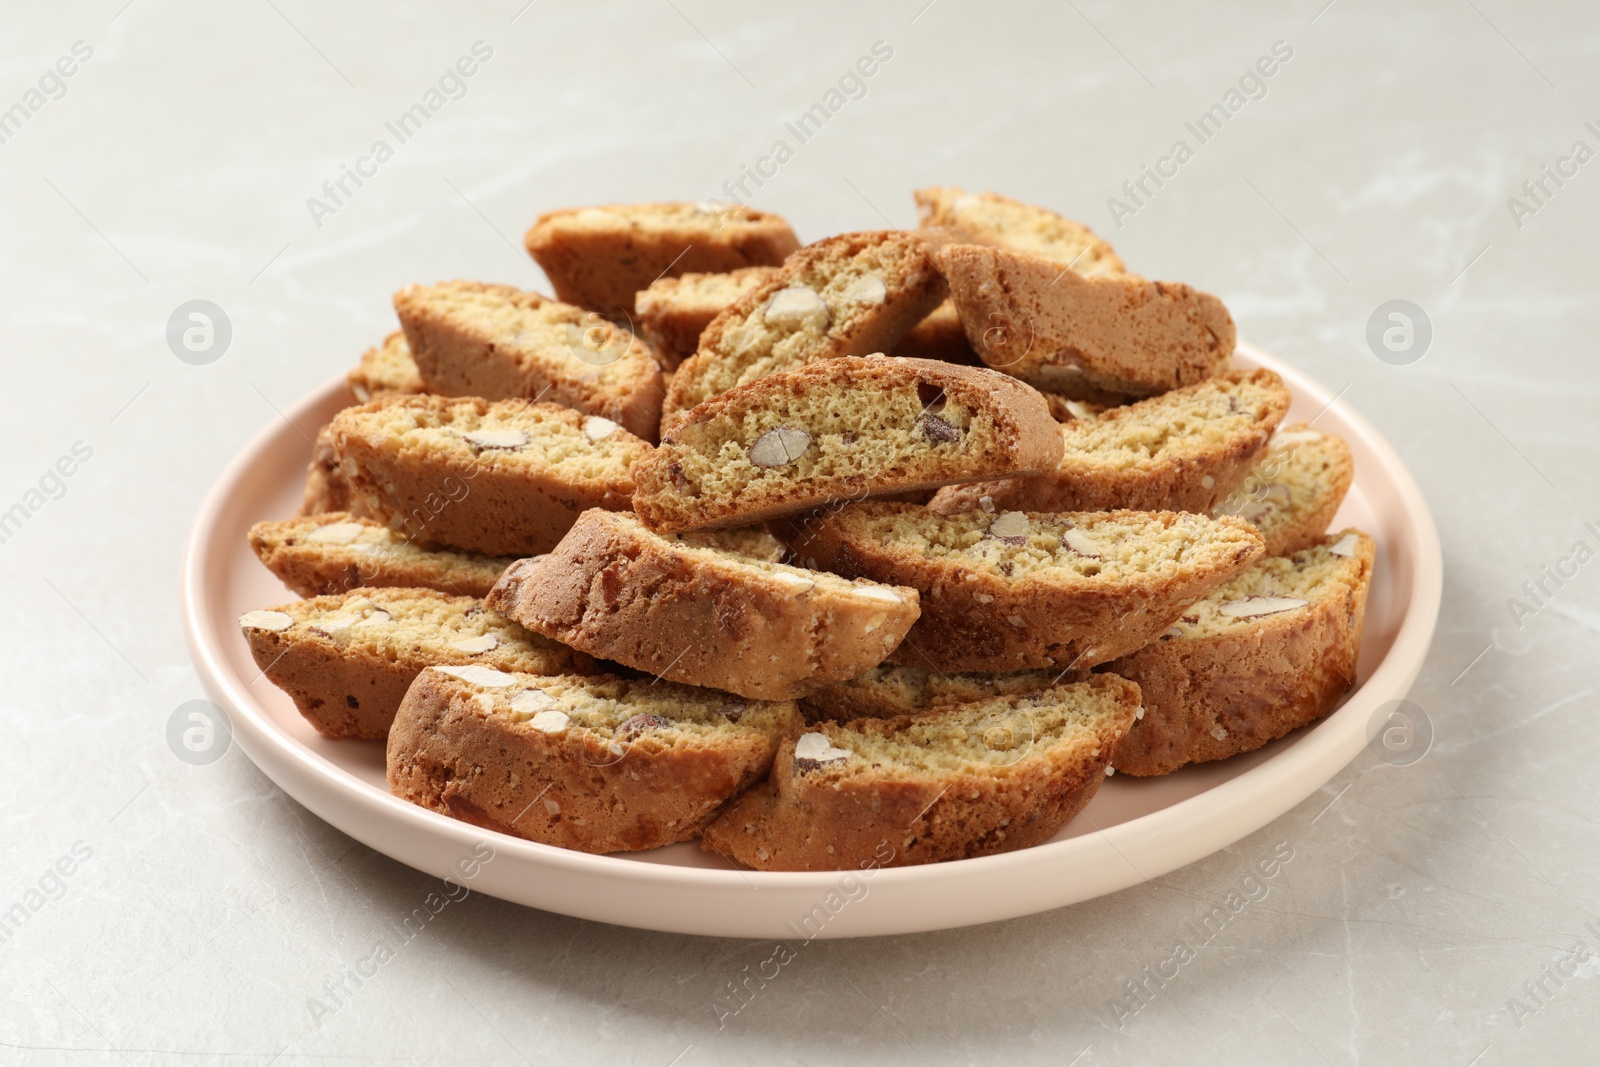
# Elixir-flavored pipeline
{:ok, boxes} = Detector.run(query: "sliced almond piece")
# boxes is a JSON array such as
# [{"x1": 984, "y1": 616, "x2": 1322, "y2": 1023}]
[
  {"x1": 461, "y1": 428, "x2": 530, "y2": 450},
  {"x1": 748, "y1": 427, "x2": 812, "y2": 468},
  {"x1": 1217, "y1": 595, "x2": 1309, "y2": 618},
  {"x1": 452, "y1": 634, "x2": 499, "y2": 654},
  {"x1": 988, "y1": 511, "x2": 1029, "y2": 539},
  {"x1": 305, "y1": 522, "x2": 366, "y2": 545},
  {"x1": 434, "y1": 664, "x2": 517, "y2": 687},
  {"x1": 239, "y1": 610, "x2": 294, "y2": 632},
  {"x1": 794, "y1": 732, "x2": 851, "y2": 764}
]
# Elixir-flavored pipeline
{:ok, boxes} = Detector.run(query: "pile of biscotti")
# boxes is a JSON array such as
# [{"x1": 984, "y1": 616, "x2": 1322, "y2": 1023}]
[{"x1": 238, "y1": 188, "x2": 1374, "y2": 872}]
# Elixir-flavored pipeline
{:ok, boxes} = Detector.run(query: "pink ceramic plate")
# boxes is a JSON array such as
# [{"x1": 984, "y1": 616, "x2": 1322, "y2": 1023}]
[{"x1": 182, "y1": 343, "x2": 1440, "y2": 938}]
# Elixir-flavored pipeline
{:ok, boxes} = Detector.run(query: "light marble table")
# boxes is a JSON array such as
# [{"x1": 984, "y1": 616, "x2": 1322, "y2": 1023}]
[{"x1": 2, "y1": 1, "x2": 1597, "y2": 1063}]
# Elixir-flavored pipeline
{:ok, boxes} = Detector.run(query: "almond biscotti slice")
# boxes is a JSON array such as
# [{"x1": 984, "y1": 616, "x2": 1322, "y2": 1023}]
[
  {"x1": 662, "y1": 231, "x2": 949, "y2": 428},
  {"x1": 635, "y1": 356, "x2": 1063, "y2": 532},
  {"x1": 937, "y1": 243, "x2": 1235, "y2": 398},
  {"x1": 778, "y1": 502, "x2": 1265, "y2": 672},
  {"x1": 1215, "y1": 422, "x2": 1354, "y2": 556},
  {"x1": 634, "y1": 266, "x2": 780, "y2": 370},
  {"x1": 297, "y1": 424, "x2": 370, "y2": 518},
  {"x1": 238, "y1": 588, "x2": 588, "y2": 739},
  {"x1": 346, "y1": 330, "x2": 424, "y2": 403},
  {"x1": 701, "y1": 674, "x2": 1141, "y2": 870},
  {"x1": 1107, "y1": 529, "x2": 1375, "y2": 776},
  {"x1": 388, "y1": 666, "x2": 802, "y2": 852},
  {"x1": 330, "y1": 395, "x2": 650, "y2": 556},
  {"x1": 250, "y1": 513, "x2": 517, "y2": 599},
  {"x1": 888, "y1": 300, "x2": 980, "y2": 364},
  {"x1": 486, "y1": 509, "x2": 919, "y2": 701},
  {"x1": 928, "y1": 369, "x2": 1291, "y2": 516},
  {"x1": 801, "y1": 664, "x2": 1069, "y2": 723},
  {"x1": 393, "y1": 280, "x2": 663, "y2": 440},
  {"x1": 914, "y1": 186, "x2": 1126, "y2": 277},
  {"x1": 524, "y1": 202, "x2": 800, "y2": 321}
]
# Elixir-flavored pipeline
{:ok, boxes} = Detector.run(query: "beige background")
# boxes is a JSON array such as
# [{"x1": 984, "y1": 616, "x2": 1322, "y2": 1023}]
[{"x1": 2, "y1": 0, "x2": 1597, "y2": 1063}]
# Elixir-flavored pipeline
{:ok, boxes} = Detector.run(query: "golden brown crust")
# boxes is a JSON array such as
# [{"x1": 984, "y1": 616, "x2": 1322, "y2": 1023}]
[
  {"x1": 393, "y1": 280, "x2": 663, "y2": 440},
  {"x1": 778, "y1": 502, "x2": 1265, "y2": 673},
  {"x1": 239, "y1": 589, "x2": 588, "y2": 739},
  {"x1": 387, "y1": 668, "x2": 802, "y2": 852},
  {"x1": 634, "y1": 266, "x2": 781, "y2": 370},
  {"x1": 701, "y1": 675, "x2": 1140, "y2": 870},
  {"x1": 485, "y1": 510, "x2": 920, "y2": 700},
  {"x1": 662, "y1": 231, "x2": 949, "y2": 428},
  {"x1": 249, "y1": 513, "x2": 517, "y2": 599},
  {"x1": 329, "y1": 394, "x2": 649, "y2": 557},
  {"x1": 523, "y1": 202, "x2": 800, "y2": 321},
  {"x1": 635, "y1": 355, "x2": 1065, "y2": 532},
  {"x1": 928, "y1": 369, "x2": 1291, "y2": 516},
  {"x1": 1108, "y1": 530, "x2": 1375, "y2": 775},
  {"x1": 937, "y1": 243, "x2": 1235, "y2": 398}
]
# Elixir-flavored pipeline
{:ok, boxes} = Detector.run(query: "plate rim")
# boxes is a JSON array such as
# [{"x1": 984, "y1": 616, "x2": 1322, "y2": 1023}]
[{"x1": 182, "y1": 342, "x2": 1442, "y2": 936}]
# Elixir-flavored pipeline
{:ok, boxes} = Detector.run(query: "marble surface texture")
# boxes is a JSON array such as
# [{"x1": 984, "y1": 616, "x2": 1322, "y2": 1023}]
[{"x1": 2, "y1": 1, "x2": 1597, "y2": 1063}]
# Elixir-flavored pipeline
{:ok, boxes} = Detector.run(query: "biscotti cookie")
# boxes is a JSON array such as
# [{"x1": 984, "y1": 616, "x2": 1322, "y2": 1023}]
[
  {"x1": 238, "y1": 588, "x2": 588, "y2": 739},
  {"x1": 524, "y1": 202, "x2": 800, "y2": 321},
  {"x1": 634, "y1": 266, "x2": 780, "y2": 370},
  {"x1": 486, "y1": 509, "x2": 920, "y2": 700},
  {"x1": 938, "y1": 243, "x2": 1235, "y2": 398},
  {"x1": 634, "y1": 355, "x2": 1063, "y2": 532},
  {"x1": 888, "y1": 300, "x2": 980, "y2": 365},
  {"x1": 701, "y1": 674, "x2": 1141, "y2": 870},
  {"x1": 802, "y1": 664, "x2": 1069, "y2": 723},
  {"x1": 346, "y1": 331, "x2": 424, "y2": 403},
  {"x1": 330, "y1": 395, "x2": 650, "y2": 556},
  {"x1": 1107, "y1": 529, "x2": 1375, "y2": 776},
  {"x1": 928, "y1": 369, "x2": 1291, "y2": 516},
  {"x1": 662, "y1": 231, "x2": 949, "y2": 427},
  {"x1": 1215, "y1": 423, "x2": 1354, "y2": 557},
  {"x1": 388, "y1": 666, "x2": 803, "y2": 852},
  {"x1": 250, "y1": 513, "x2": 517, "y2": 600},
  {"x1": 914, "y1": 186, "x2": 1126, "y2": 277},
  {"x1": 393, "y1": 280, "x2": 663, "y2": 440},
  {"x1": 778, "y1": 502, "x2": 1264, "y2": 672},
  {"x1": 297, "y1": 424, "x2": 370, "y2": 518}
]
